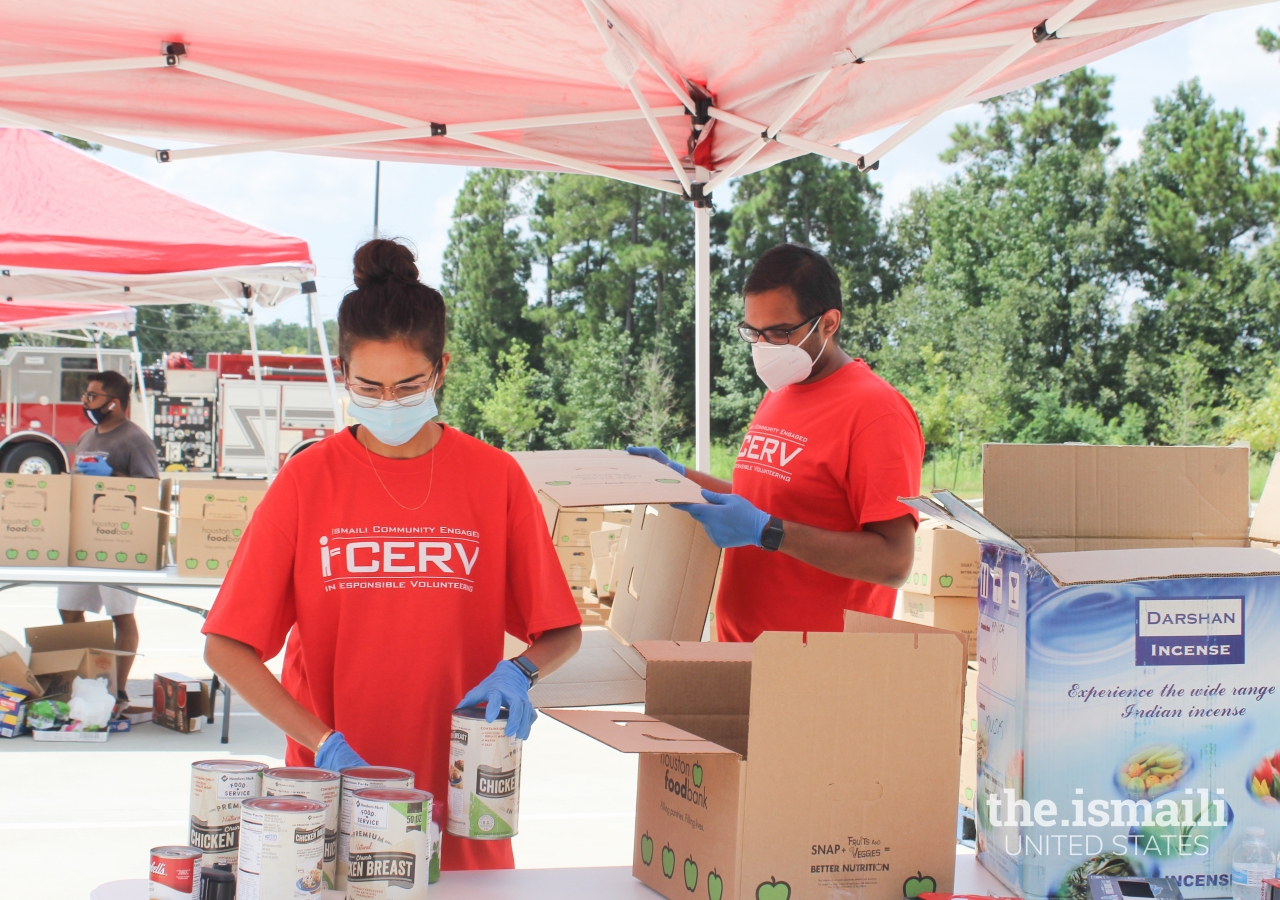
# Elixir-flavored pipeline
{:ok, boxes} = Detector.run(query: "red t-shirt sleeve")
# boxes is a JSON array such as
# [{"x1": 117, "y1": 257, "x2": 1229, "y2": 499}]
[
  {"x1": 201, "y1": 470, "x2": 300, "y2": 661},
  {"x1": 501, "y1": 464, "x2": 582, "y2": 644},
  {"x1": 848, "y1": 405, "x2": 924, "y2": 526}
]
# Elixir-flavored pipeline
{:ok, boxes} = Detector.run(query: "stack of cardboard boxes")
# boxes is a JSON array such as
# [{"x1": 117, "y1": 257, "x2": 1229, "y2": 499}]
[{"x1": 548, "y1": 505, "x2": 634, "y2": 626}]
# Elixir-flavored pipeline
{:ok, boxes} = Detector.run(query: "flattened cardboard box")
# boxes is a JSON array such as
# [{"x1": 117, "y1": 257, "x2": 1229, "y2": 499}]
[
  {"x1": 25, "y1": 620, "x2": 131, "y2": 700},
  {"x1": 511, "y1": 450, "x2": 718, "y2": 708},
  {"x1": 548, "y1": 613, "x2": 966, "y2": 900},
  {"x1": 174, "y1": 479, "x2": 268, "y2": 574},
  {"x1": 905, "y1": 518, "x2": 980, "y2": 596},
  {"x1": 70, "y1": 475, "x2": 172, "y2": 570},
  {"x1": 0, "y1": 473, "x2": 70, "y2": 566}
]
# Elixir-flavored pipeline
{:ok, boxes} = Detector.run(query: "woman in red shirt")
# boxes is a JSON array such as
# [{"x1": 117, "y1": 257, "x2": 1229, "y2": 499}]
[{"x1": 202, "y1": 239, "x2": 583, "y2": 870}]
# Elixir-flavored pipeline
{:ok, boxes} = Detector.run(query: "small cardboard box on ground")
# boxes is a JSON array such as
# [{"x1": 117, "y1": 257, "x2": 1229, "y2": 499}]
[
  {"x1": 174, "y1": 480, "x2": 268, "y2": 575},
  {"x1": 25, "y1": 620, "x2": 131, "y2": 700},
  {"x1": 511, "y1": 450, "x2": 720, "y2": 707},
  {"x1": 548, "y1": 611, "x2": 968, "y2": 900},
  {"x1": 0, "y1": 473, "x2": 70, "y2": 566},
  {"x1": 904, "y1": 444, "x2": 1280, "y2": 900},
  {"x1": 153, "y1": 672, "x2": 208, "y2": 733},
  {"x1": 70, "y1": 475, "x2": 172, "y2": 570}
]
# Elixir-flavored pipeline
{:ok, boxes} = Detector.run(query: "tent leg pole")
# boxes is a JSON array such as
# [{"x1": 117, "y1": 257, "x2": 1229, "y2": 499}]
[
  {"x1": 310, "y1": 291, "x2": 344, "y2": 431},
  {"x1": 694, "y1": 196, "x2": 711, "y2": 474},
  {"x1": 94, "y1": 336, "x2": 103, "y2": 370},
  {"x1": 246, "y1": 301, "x2": 274, "y2": 473},
  {"x1": 129, "y1": 332, "x2": 153, "y2": 437}
]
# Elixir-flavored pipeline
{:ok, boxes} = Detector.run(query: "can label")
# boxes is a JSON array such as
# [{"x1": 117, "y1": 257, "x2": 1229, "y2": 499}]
[
  {"x1": 190, "y1": 763, "x2": 265, "y2": 869},
  {"x1": 263, "y1": 773, "x2": 341, "y2": 889},
  {"x1": 336, "y1": 771, "x2": 414, "y2": 891},
  {"x1": 236, "y1": 802, "x2": 326, "y2": 900},
  {"x1": 447, "y1": 712, "x2": 522, "y2": 838},
  {"x1": 346, "y1": 795, "x2": 429, "y2": 899},
  {"x1": 149, "y1": 851, "x2": 201, "y2": 900}
]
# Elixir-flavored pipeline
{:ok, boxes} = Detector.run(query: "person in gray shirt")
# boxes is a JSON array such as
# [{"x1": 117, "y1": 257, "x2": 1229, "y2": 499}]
[{"x1": 58, "y1": 370, "x2": 160, "y2": 706}]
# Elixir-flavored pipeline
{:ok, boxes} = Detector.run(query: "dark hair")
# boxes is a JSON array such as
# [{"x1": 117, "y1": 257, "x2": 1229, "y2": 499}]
[
  {"x1": 338, "y1": 239, "x2": 446, "y2": 363},
  {"x1": 88, "y1": 370, "x2": 131, "y2": 409},
  {"x1": 743, "y1": 244, "x2": 843, "y2": 320}
]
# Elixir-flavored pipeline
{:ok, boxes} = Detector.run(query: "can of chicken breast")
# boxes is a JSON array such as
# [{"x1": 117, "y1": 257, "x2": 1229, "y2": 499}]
[
  {"x1": 148, "y1": 845, "x2": 202, "y2": 900},
  {"x1": 345, "y1": 788, "x2": 432, "y2": 900},
  {"x1": 447, "y1": 707, "x2": 521, "y2": 839},
  {"x1": 336, "y1": 766, "x2": 415, "y2": 891},
  {"x1": 262, "y1": 767, "x2": 341, "y2": 889},
  {"x1": 236, "y1": 797, "x2": 327, "y2": 899},
  {"x1": 189, "y1": 759, "x2": 268, "y2": 870}
]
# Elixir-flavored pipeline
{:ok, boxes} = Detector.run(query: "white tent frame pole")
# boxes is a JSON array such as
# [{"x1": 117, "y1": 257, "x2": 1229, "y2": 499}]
[
  {"x1": 93, "y1": 334, "x2": 103, "y2": 369},
  {"x1": 0, "y1": 104, "x2": 157, "y2": 157},
  {"x1": 0, "y1": 57, "x2": 168, "y2": 79},
  {"x1": 582, "y1": 0, "x2": 696, "y2": 112},
  {"x1": 694, "y1": 166, "x2": 711, "y2": 473},
  {"x1": 244, "y1": 296, "x2": 276, "y2": 473},
  {"x1": 861, "y1": 0, "x2": 1102, "y2": 169},
  {"x1": 129, "y1": 331, "x2": 153, "y2": 436},
  {"x1": 708, "y1": 107, "x2": 866, "y2": 169},
  {"x1": 310, "y1": 291, "x2": 344, "y2": 430},
  {"x1": 449, "y1": 132, "x2": 684, "y2": 194}
]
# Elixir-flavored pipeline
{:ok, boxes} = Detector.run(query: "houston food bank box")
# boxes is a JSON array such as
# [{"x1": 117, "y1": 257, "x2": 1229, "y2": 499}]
[
  {"x1": 548, "y1": 612, "x2": 968, "y2": 900},
  {"x1": 904, "y1": 444, "x2": 1280, "y2": 900}
]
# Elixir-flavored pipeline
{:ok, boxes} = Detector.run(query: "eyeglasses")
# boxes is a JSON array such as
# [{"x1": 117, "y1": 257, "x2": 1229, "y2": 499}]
[
  {"x1": 344, "y1": 374, "x2": 438, "y2": 408},
  {"x1": 737, "y1": 314, "x2": 822, "y2": 345},
  {"x1": 81, "y1": 391, "x2": 110, "y2": 403}
]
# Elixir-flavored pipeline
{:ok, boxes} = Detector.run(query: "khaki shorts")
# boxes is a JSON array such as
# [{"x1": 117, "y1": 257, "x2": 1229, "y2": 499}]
[{"x1": 56, "y1": 584, "x2": 137, "y2": 616}]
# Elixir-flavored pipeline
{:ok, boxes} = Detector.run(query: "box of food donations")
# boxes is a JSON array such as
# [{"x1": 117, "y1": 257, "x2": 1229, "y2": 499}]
[
  {"x1": 0, "y1": 473, "x2": 70, "y2": 566},
  {"x1": 70, "y1": 475, "x2": 172, "y2": 570},
  {"x1": 174, "y1": 479, "x2": 268, "y2": 574},
  {"x1": 510, "y1": 450, "x2": 720, "y2": 707},
  {"x1": 903, "y1": 444, "x2": 1280, "y2": 900},
  {"x1": 546, "y1": 611, "x2": 969, "y2": 900},
  {"x1": 901, "y1": 518, "x2": 982, "y2": 660}
]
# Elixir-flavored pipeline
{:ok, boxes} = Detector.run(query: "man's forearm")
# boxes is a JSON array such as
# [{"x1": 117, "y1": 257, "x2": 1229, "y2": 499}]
[
  {"x1": 204, "y1": 633, "x2": 330, "y2": 751},
  {"x1": 521, "y1": 624, "x2": 582, "y2": 676},
  {"x1": 776, "y1": 519, "x2": 914, "y2": 587},
  {"x1": 681, "y1": 468, "x2": 733, "y2": 493}
]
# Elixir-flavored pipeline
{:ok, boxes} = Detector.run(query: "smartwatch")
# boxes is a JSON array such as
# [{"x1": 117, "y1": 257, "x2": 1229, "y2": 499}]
[
  {"x1": 511, "y1": 655, "x2": 540, "y2": 687},
  {"x1": 760, "y1": 516, "x2": 785, "y2": 552}
]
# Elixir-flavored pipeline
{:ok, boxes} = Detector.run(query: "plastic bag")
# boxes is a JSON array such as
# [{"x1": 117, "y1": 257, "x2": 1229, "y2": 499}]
[
  {"x1": 26, "y1": 698, "x2": 69, "y2": 730},
  {"x1": 67, "y1": 676, "x2": 115, "y2": 729}
]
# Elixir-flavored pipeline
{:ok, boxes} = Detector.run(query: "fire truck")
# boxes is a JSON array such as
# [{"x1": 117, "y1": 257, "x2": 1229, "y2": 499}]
[{"x1": 0, "y1": 346, "x2": 342, "y2": 475}]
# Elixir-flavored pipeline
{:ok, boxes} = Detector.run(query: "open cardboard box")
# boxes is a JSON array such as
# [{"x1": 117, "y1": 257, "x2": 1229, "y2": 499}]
[
  {"x1": 547, "y1": 612, "x2": 968, "y2": 900},
  {"x1": 25, "y1": 620, "x2": 132, "y2": 700},
  {"x1": 902, "y1": 444, "x2": 1278, "y2": 900},
  {"x1": 511, "y1": 450, "x2": 720, "y2": 707}
]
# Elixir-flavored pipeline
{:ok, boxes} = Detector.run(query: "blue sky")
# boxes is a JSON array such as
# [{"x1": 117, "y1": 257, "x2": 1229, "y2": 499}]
[{"x1": 99, "y1": 2, "x2": 1280, "y2": 330}]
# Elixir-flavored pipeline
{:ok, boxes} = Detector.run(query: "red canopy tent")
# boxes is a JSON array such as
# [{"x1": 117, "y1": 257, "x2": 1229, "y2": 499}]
[{"x1": 0, "y1": 300, "x2": 135, "y2": 344}]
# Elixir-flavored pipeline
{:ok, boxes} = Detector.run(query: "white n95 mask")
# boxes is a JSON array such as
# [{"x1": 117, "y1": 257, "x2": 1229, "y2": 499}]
[{"x1": 751, "y1": 318, "x2": 829, "y2": 392}]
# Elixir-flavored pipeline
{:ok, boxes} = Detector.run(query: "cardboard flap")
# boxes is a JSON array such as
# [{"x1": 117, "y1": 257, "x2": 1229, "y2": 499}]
[
  {"x1": 900, "y1": 491, "x2": 1022, "y2": 551},
  {"x1": 633, "y1": 640, "x2": 753, "y2": 663},
  {"x1": 529, "y1": 628, "x2": 647, "y2": 709},
  {"x1": 1250, "y1": 456, "x2": 1280, "y2": 544},
  {"x1": 1035, "y1": 546, "x2": 1280, "y2": 585},
  {"x1": 845, "y1": 610, "x2": 969, "y2": 683},
  {"x1": 512, "y1": 449, "x2": 705, "y2": 508},
  {"x1": 545, "y1": 709, "x2": 739, "y2": 755},
  {"x1": 25, "y1": 620, "x2": 115, "y2": 653}
]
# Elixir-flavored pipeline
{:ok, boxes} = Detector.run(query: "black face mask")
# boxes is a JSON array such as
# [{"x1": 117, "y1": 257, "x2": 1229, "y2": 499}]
[{"x1": 83, "y1": 401, "x2": 113, "y2": 426}]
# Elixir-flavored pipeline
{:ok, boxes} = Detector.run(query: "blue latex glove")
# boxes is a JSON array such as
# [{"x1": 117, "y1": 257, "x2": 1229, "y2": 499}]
[
  {"x1": 673, "y1": 489, "x2": 772, "y2": 549},
  {"x1": 458, "y1": 660, "x2": 537, "y2": 740},
  {"x1": 75, "y1": 460, "x2": 113, "y2": 476},
  {"x1": 625, "y1": 445, "x2": 686, "y2": 477},
  {"x1": 315, "y1": 731, "x2": 367, "y2": 773}
]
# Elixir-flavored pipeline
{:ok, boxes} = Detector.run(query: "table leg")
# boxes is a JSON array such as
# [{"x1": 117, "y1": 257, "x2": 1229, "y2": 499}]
[
  {"x1": 208, "y1": 675, "x2": 219, "y2": 724},
  {"x1": 221, "y1": 679, "x2": 232, "y2": 745}
]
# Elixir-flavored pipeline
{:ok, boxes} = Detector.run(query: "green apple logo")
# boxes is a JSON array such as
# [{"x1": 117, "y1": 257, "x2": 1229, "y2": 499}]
[
  {"x1": 232, "y1": 528, "x2": 242, "y2": 537},
  {"x1": 545, "y1": 480, "x2": 571, "y2": 486},
  {"x1": 95, "y1": 551, "x2": 107, "y2": 561},
  {"x1": 126, "y1": 484, "x2": 135, "y2": 492},
  {"x1": 657, "y1": 478, "x2": 680, "y2": 484},
  {"x1": 3, "y1": 479, "x2": 11, "y2": 488},
  {"x1": 640, "y1": 832, "x2": 654, "y2": 866},
  {"x1": 95, "y1": 481, "x2": 104, "y2": 490},
  {"x1": 903, "y1": 872, "x2": 937, "y2": 899},
  {"x1": 661, "y1": 845, "x2": 676, "y2": 879},
  {"x1": 206, "y1": 559, "x2": 219, "y2": 570},
  {"x1": 37, "y1": 481, "x2": 45, "y2": 488},
  {"x1": 939, "y1": 575, "x2": 953, "y2": 588},
  {"x1": 120, "y1": 521, "x2": 129, "y2": 530},
  {"x1": 25, "y1": 549, "x2": 37, "y2": 560},
  {"x1": 115, "y1": 552, "x2": 127, "y2": 562},
  {"x1": 76, "y1": 550, "x2": 88, "y2": 560},
  {"x1": 205, "y1": 494, "x2": 215, "y2": 502},
  {"x1": 5, "y1": 549, "x2": 16, "y2": 559},
  {"x1": 47, "y1": 550, "x2": 58, "y2": 560},
  {"x1": 756, "y1": 878, "x2": 791, "y2": 900},
  {"x1": 185, "y1": 559, "x2": 198, "y2": 569},
  {"x1": 238, "y1": 496, "x2": 247, "y2": 503},
  {"x1": 707, "y1": 870, "x2": 724, "y2": 900},
  {"x1": 135, "y1": 553, "x2": 147, "y2": 563},
  {"x1": 692, "y1": 763, "x2": 703, "y2": 788},
  {"x1": 684, "y1": 856, "x2": 698, "y2": 892},
  {"x1": 31, "y1": 518, "x2": 39, "y2": 527}
]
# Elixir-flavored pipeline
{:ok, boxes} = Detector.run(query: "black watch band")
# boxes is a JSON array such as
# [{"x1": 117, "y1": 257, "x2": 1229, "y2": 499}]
[
  {"x1": 760, "y1": 516, "x2": 785, "y2": 552},
  {"x1": 511, "y1": 655, "x2": 540, "y2": 687}
]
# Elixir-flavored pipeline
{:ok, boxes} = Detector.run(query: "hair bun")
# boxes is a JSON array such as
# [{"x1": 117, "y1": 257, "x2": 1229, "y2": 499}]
[{"x1": 353, "y1": 238, "x2": 420, "y2": 289}]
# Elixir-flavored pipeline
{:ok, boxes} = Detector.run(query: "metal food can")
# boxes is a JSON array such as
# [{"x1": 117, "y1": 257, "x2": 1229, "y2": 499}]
[
  {"x1": 189, "y1": 759, "x2": 268, "y2": 870},
  {"x1": 262, "y1": 767, "x2": 341, "y2": 889},
  {"x1": 447, "y1": 707, "x2": 522, "y2": 839},
  {"x1": 336, "y1": 766, "x2": 414, "y2": 891},
  {"x1": 148, "y1": 845, "x2": 202, "y2": 900},
  {"x1": 428, "y1": 800, "x2": 445, "y2": 883},
  {"x1": 346, "y1": 788, "x2": 432, "y2": 900},
  {"x1": 236, "y1": 797, "x2": 327, "y2": 900}
]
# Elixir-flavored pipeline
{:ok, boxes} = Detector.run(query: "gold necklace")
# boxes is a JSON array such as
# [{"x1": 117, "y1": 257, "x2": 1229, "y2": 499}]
[{"x1": 360, "y1": 427, "x2": 436, "y2": 511}]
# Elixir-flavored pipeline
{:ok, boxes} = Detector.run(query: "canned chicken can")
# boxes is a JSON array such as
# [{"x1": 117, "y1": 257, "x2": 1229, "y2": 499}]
[
  {"x1": 149, "y1": 846, "x2": 202, "y2": 900},
  {"x1": 336, "y1": 766, "x2": 414, "y2": 891},
  {"x1": 345, "y1": 788, "x2": 432, "y2": 900},
  {"x1": 189, "y1": 760, "x2": 268, "y2": 870},
  {"x1": 236, "y1": 797, "x2": 327, "y2": 900},
  {"x1": 447, "y1": 707, "x2": 522, "y2": 839},
  {"x1": 262, "y1": 767, "x2": 341, "y2": 889}
]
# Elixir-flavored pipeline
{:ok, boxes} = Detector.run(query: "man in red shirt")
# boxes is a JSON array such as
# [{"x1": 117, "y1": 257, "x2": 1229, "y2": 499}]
[{"x1": 631, "y1": 244, "x2": 923, "y2": 642}]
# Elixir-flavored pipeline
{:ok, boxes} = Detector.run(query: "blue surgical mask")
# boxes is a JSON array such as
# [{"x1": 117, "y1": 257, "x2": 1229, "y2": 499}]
[{"x1": 348, "y1": 389, "x2": 439, "y2": 446}]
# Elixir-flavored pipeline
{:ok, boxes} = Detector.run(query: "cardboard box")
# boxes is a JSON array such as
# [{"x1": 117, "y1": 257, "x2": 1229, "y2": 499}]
[
  {"x1": 0, "y1": 473, "x2": 71, "y2": 566},
  {"x1": 557, "y1": 545, "x2": 593, "y2": 585},
  {"x1": 589, "y1": 525, "x2": 625, "y2": 598},
  {"x1": 960, "y1": 662, "x2": 977, "y2": 810},
  {"x1": 25, "y1": 620, "x2": 131, "y2": 700},
  {"x1": 902, "y1": 594, "x2": 978, "y2": 660},
  {"x1": 903, "y1": 444, "x2": 1273, "y2": 900},
  {"x1": 553, "y1": 508, "x2": 605, "y2": 548},
  {"x1": 174, "y1": 479, "x2": 267, "y2": 574},
  {"x1": 548, "y1": 611, "x2": 967, "y2": 900},
  {"x1": 511, "y1": 450, "x2": 719, "y2": 707},
  {"x1": 0, "y1": 649, "x2": 42, "y2": 698},
  {"x1": 70, "y1": 475, "x2": 172, "y2": 570},
  {"x1": 152, "y1": 672, "x2": 207, "y2": 733},
  {"x1": 905, "y1": 518, "x2": 980, "y2": 596}
]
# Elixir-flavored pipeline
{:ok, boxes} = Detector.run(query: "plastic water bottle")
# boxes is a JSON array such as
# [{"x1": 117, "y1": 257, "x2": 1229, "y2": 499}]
[{"x1": 1232, "y1": 826, "x2": 1276, "y2": 900}]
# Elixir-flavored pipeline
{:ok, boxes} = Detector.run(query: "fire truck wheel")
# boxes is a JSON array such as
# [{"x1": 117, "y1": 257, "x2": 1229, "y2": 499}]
[{"x1": 1, "y1": 442, "x2": 64, "y2": 475}]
